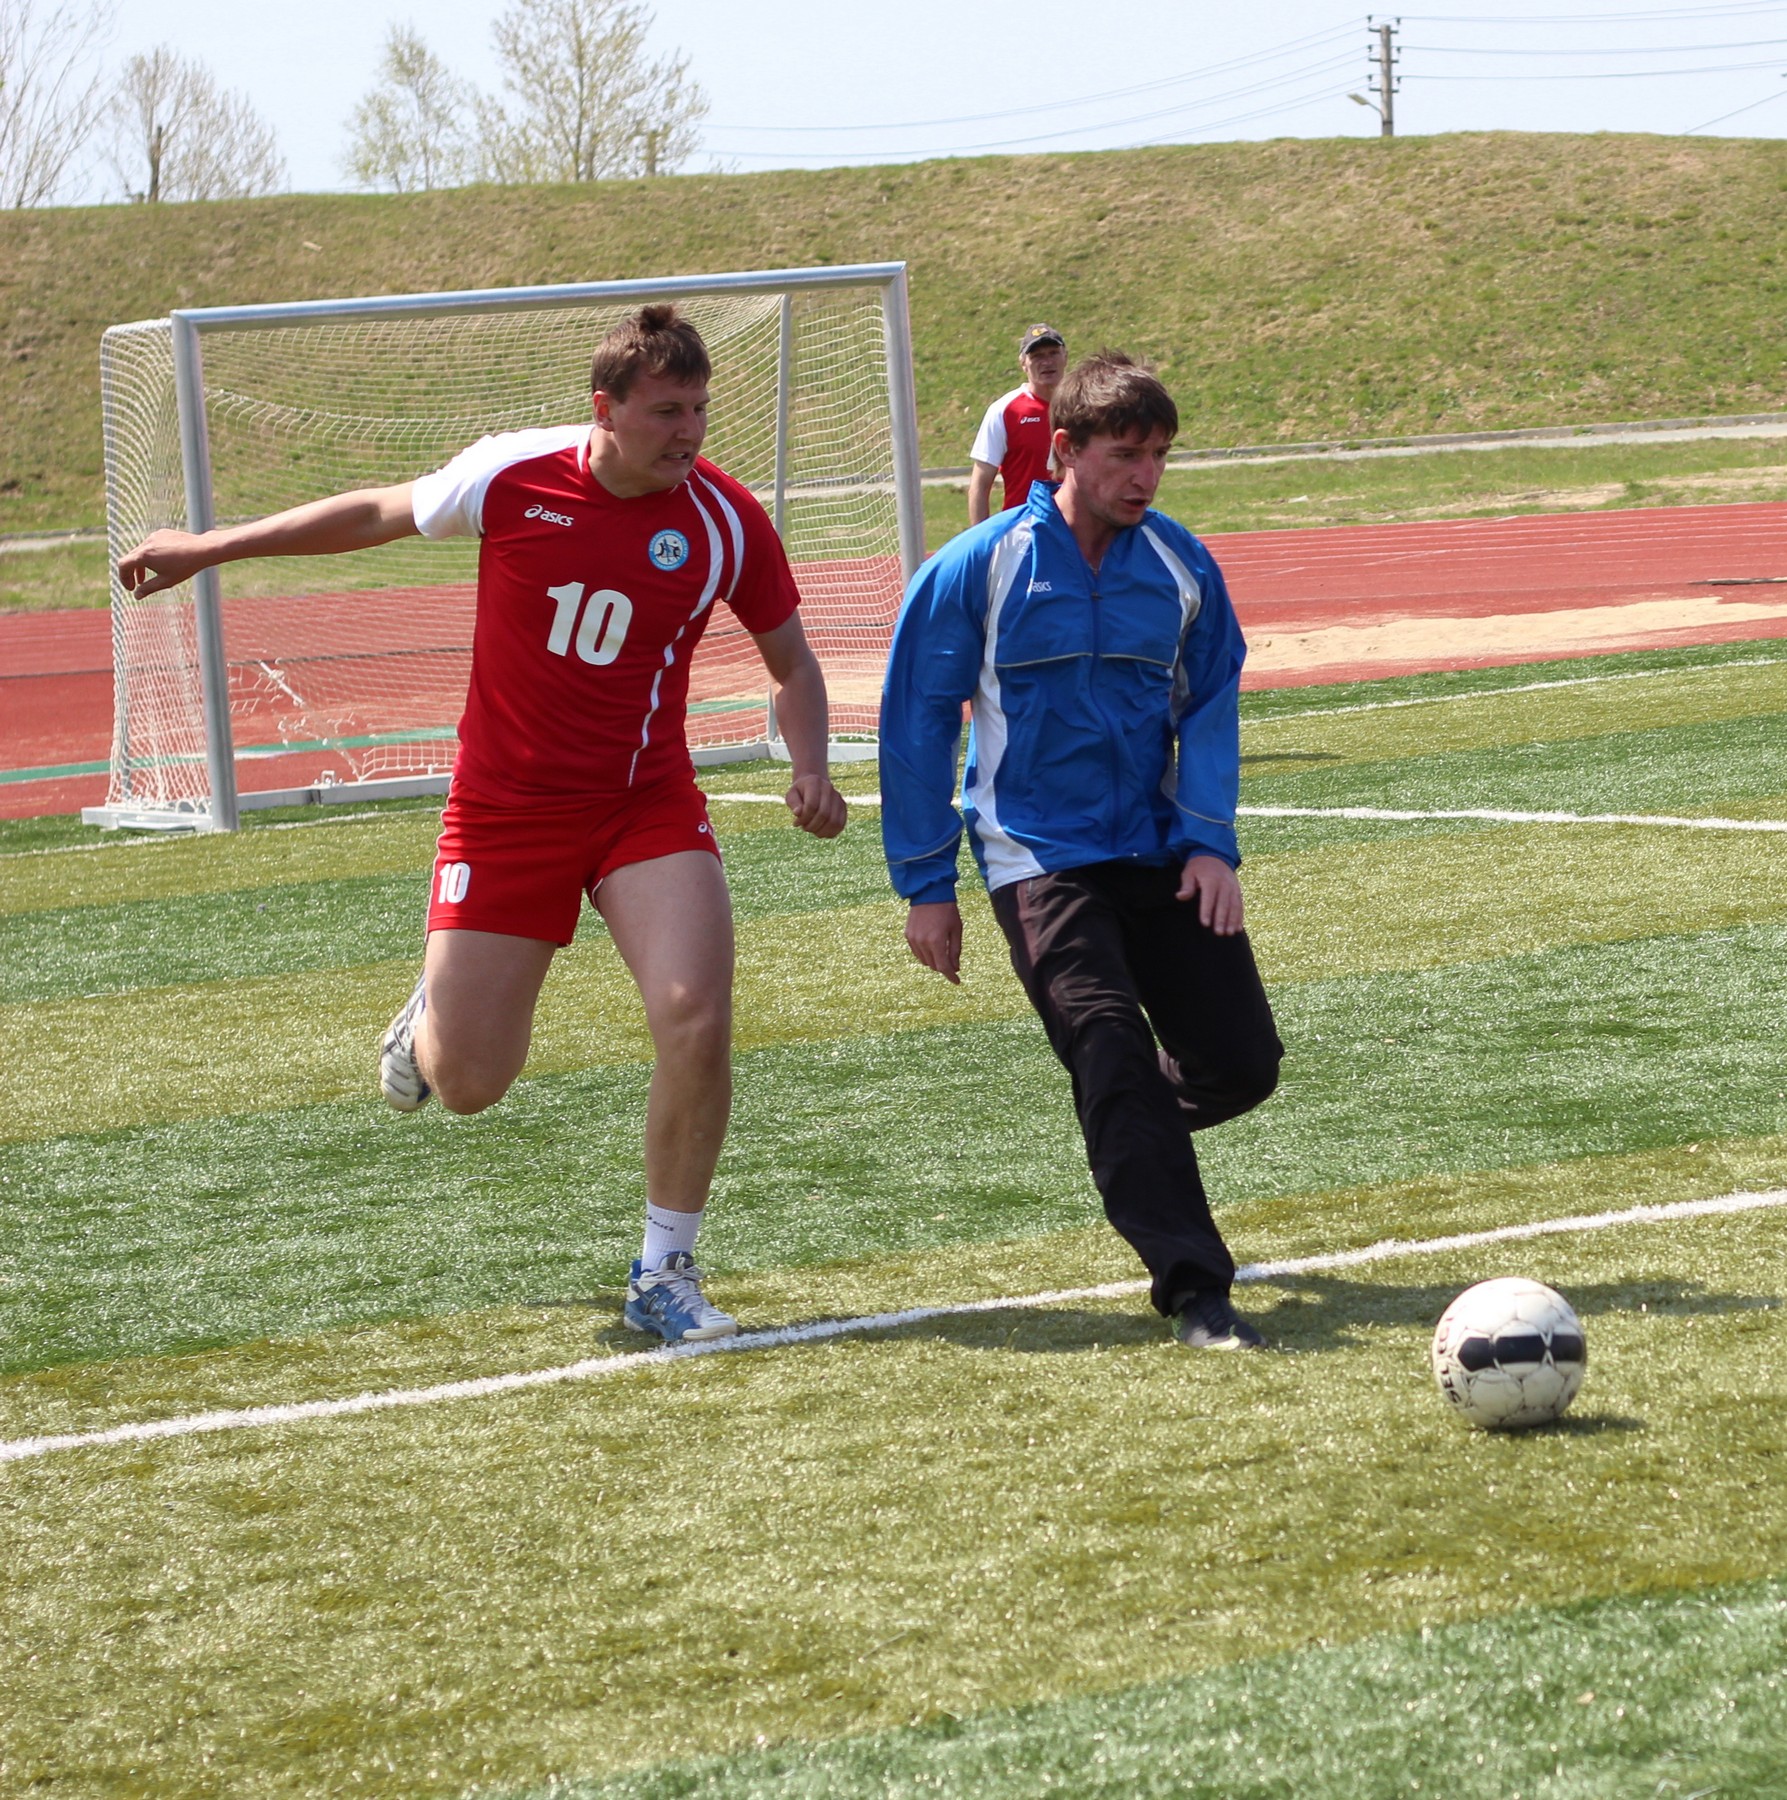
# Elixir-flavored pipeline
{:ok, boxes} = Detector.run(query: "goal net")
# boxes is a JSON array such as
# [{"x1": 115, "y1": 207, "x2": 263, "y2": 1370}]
[{"x1": 87, "y1": 265, "x2": 923, "y2": 829}]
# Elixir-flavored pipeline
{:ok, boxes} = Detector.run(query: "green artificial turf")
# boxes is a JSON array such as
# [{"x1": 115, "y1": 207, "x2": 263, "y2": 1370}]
[
  {"x1": 542, "y1": 1575, "x2": 1787, "y2": 1800},
  {"x1": 5, "y1": 916, "x2": 1786, "y2": 1374},
  {"x1": 1243, "y1": 655, "x2": 1787, "y2": 770},
  {"x1": 0, "y1": 806, "x2": 889, "y2": 1005},
  {"x1": 0, "y1": 872, "x2": 430, "y2": 1003},
  {"x1": 13, "y1": 777, "x2": 1787, "y2": 1139},
  {"x1": 2, "y1": 1206, "x2": 1783, "y2": 1798},
  {"x1": 1243, "y1": 709, "x2": 1787, "y2": 820},
  {"x1": 3, "y1": 636, "x2": 1785, "y2": 1799},
  {"x1": 1236, "y1": 638, "x2": 1787, "y2": 723},
  {"x1": 15, "y1": 787, "x2": 1787, "y2": 1012},
  {"x1": 7, "y1": 1125, "x2": 1785, "y2": 1447}
]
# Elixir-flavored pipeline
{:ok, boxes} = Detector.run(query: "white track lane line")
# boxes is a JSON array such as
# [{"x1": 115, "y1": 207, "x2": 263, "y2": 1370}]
[
  {"x1": 709, "y1": 794, "x2": 1787, "y2": 833},
  {"x1": 4, "y1": 1190, "x2": 1782, "y2": 1467}
]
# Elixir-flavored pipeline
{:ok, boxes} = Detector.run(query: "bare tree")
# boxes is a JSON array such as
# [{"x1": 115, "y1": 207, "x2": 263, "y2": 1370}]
[
  {"x1": 344, "y1": 23, "x2": 472, "y2": 193},
  {"x1": 477, "y1": 0, "x2": 706, "y2": 184},
  {"x1": 108, "y1": 46, "x2": 285, "y2": 203},
  {"x1": 0, "y1": 0, "x2": 111, "y2": 207}
]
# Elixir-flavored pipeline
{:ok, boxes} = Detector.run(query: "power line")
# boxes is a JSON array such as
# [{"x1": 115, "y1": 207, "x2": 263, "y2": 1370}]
[
  {"x1": 707, "y1": 49, "x2": 1360, "y2": 158},
  {"x1": 1403, "y1": 2, "x2": 1787, "y2": 19},
  {"x1": 1403, "y1": 33, "x2": 1787, "y2": 48},
  {"x1": 1413, "y1": 55, "x2": 1787, "y2": 75},
  {"x1": 705, "y1": 23, "x2": 1356, "y2": 137},
  {"x1": 704, "y1": 4, "x2": 1787, "y2": 167},
  {"x1": 1686, "y1": 77, "x2": 1787, "y2": 125},
  {"x1": 1137, "y1": 82, "x2": 1368, "y2": 148},
  {"x1": 953, "y1": 52, "x2": 1360, "y2": 149},
  {"x1": 715, "y1": 71, "x2": 1360, "y2": 163}
]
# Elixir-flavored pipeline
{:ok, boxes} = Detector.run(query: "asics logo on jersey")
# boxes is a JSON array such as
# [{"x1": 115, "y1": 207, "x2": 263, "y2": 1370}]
[
  {"x1": 1028, "y1": 581, "x2": 1053, "y2": 593},
  {"x1": 648, "y1": 529, "x2": 690, "y2": 571},
  {"x1": 525, "y1": 505, "x2": 575, "y2": 527}
]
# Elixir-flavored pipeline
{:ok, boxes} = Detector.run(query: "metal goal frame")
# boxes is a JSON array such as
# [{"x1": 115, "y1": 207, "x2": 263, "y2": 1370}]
[{"x1": 85, "y1": 261, "x2": 924, "y2": 831}]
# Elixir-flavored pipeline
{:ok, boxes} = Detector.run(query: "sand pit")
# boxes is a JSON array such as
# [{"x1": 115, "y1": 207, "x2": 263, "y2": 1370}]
[{"x1": 1245, "y1": 593, "x2": 1787, "y2": 679}]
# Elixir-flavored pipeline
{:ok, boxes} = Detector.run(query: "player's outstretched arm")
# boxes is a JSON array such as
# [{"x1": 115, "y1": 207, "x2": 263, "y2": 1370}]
[
  {"x1": 751, "y1": 614, "x2": 847, "y2": 839},
  {"x1": 117, "y1": 484, "x2": 421, "y2": 599}
]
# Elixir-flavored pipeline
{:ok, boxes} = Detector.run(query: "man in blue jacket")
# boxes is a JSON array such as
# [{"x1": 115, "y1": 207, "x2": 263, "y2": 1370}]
[{"x1": 880, "y1": 352, "x2": 1282, "y2": 1350}]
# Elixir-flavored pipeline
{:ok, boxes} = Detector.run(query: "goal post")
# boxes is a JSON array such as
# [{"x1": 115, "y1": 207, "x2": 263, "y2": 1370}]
[{"x1": 86, "y1": 263, "x2": 925, "y2": 831}]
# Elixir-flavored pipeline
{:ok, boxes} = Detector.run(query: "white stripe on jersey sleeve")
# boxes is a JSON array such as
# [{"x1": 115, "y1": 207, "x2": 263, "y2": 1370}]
[
  {"x1": 691, "y1": 470, "x2": 746, "y2": 605},
  {"x1": 682, "y1": 482, "x2": 726, "y2": 616},
  {"x1": 625, "y1": 478, "x2": 727, "y2": 787},
  {"x1": 410, "y1": 424, "x2": 590, "y2": 540},
  {"x1": 969, "y1": 389, "x2": 1023, "y2": 468}
]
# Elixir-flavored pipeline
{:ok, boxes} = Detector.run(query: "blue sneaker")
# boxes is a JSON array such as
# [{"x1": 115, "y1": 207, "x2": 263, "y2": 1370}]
[
  {"x1": 379, "y1": 975, "x2": 432, "y2": 1112},
  {"x1": 624, "y1": 1252, "x2": 738, "y2": 1343}
]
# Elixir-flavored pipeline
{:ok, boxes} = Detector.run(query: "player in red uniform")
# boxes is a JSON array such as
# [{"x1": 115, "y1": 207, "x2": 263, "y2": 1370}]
[
  {"x1": 966, "y1": 323, "x2": 1067, "y2": 524},
  {"x1": 117, "y1": 306, "x2": 847, "y2": 1345}
]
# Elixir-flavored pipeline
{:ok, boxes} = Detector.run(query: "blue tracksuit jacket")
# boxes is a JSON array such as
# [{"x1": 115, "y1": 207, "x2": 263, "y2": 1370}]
[{"x1": 880, "y1": 481, "x2": 1246, "y2": 905}]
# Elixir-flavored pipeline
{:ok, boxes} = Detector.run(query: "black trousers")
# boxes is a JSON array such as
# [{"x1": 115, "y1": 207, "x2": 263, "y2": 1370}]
[{"x1": 991, "y1": 862, "x2": 1283, "y2": 1314}]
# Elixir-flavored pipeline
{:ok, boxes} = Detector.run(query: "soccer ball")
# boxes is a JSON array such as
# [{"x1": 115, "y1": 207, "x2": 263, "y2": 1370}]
[{"x1": 1430, "y1": 1278, "x2": 1587, "y2": 1430}]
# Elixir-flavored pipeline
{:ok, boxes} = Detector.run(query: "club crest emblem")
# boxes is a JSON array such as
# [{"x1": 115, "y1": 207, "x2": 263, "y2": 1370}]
[{"x1": 648, "y1": 529, "x2": 689, "y2": 571}]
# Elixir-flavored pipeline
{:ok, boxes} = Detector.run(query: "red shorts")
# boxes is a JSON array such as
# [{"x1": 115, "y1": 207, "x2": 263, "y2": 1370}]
[{"x1": 427, "y1": 774, "x2": 720, "y2": 945}]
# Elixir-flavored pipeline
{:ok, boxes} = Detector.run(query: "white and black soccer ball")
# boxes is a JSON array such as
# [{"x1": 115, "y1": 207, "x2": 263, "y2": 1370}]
[{"x1": 1430, "y1": 1278, "x2": 1587, "y2": 1430}]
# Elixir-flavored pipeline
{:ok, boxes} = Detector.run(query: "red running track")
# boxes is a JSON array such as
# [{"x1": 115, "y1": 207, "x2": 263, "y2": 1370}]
[
  {"x1": 1212, "y1": 499, "x2": 1787, "y2": 687},
  {"x1": 4, "y1": 502, "x2": 1785, "y2": 820}
]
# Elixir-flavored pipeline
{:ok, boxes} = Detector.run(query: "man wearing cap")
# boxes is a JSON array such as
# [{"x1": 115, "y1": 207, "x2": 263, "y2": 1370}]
[{"x1": 966, "y1": 324, "x2": 1067, "y2": 526}]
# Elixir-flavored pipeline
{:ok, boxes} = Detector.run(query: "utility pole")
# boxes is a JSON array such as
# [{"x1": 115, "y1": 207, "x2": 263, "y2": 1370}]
[
  {"x1": 641, "y1": 127, "x2": 661, "y2": 178},
  {"x1": 1349, "y1": 17, "x2": 1401, "y2": 138},
  {"x1": 1376, "y1": 19, "x2": 1397, "y2": 137}
]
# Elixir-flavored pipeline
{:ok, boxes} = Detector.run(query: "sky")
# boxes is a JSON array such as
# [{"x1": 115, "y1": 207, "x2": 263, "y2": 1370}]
[{"x1": 77, "y1": 0, "x2": 1787, "y2": 199}]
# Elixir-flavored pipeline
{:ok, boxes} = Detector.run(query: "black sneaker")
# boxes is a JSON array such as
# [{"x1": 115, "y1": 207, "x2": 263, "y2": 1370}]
[{"x1": 1172, "y1": 1289, "x2": 1265, "y2": 1351}]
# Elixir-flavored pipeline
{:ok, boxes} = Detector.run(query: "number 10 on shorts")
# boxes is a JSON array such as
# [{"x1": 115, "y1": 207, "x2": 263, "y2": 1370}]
[
  {"x1": 546, "y1": 582, "x2": 633, "y2": 664},
  {"x1": 437, "y1": 860, "x2": 471, "y2": 904}
]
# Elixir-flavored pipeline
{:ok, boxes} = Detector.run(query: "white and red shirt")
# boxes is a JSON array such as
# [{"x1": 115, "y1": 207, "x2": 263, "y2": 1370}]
[
  {"x1": 412, "y1": 426, "x2": 799, "y2": 801},
  {"x1": 969, "y1": 386, "x2": 1054, "y2": 511}
]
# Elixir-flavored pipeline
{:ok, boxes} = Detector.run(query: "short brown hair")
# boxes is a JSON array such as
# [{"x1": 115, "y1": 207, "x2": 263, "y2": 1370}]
[
  {"x1": 589, "y1": 304, "x2": 711, "y2": 400},
  {"x1": 1050, "y1": 351, "x2": 1178, "y2": 450}
]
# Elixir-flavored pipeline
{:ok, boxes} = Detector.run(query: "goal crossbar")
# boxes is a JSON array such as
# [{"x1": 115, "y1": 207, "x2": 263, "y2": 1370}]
[{"x1": 87, "y1": 263, "x2": 922, "y2": 831}]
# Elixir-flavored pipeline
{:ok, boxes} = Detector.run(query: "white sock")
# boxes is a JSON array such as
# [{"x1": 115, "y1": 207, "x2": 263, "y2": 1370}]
[{"x1": 641, "y1": 1202, "x2": 704, "y2": 1271}]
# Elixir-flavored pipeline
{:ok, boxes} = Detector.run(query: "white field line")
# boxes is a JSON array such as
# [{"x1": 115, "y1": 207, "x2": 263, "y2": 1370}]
[
  {"x1": 703, "y1": 792, "x2": 881, "y2": 806},
  {"x1": 708, "y1": 793, "x2": 1787, "y2": 833},
  {"x1": 0, "y1": 807, "x2": 438, "y2": 861},
  {"x1": 12, "y1": 656, "x2": 1779, "y2": 865},
  {"x1": 1249, "y1": 654, "x2": 1787, "y2": 722},
  {"x1": 1240, "y1": 804, "x2": 1787, "y2": 833},
  {"x1": 3, "y1": 1190, "x2": 1782, "y2": 1468}
]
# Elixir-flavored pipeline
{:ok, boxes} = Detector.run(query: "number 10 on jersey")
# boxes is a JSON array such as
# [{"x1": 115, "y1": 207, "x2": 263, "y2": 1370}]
[{"x1": 545, "y1": 582, "x2": 633, "y2": 664}]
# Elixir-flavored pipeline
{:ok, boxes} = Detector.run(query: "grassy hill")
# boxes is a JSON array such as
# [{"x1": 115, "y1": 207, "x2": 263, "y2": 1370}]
[{"x1": 3, "y1": 130, "x2": 1787, "y2": 534}]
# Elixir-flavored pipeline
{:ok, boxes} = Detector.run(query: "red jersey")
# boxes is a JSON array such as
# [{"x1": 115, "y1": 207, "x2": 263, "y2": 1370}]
[
  {"x1": 412, "y1": 426, "x2": 799, "y2": 801},
  {"x1": 969, "y1": 385, "x2": 1053, "y2": 511}
]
